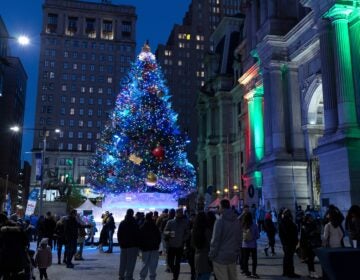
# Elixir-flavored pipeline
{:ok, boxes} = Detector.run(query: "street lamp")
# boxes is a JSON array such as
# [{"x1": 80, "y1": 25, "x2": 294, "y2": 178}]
[{"x1": 10, "y1": 125, "x2": 61, "y2": 215}]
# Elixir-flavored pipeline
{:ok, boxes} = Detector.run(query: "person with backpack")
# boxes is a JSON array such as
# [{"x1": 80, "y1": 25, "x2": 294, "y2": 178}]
[{"x1": 242, "y1": 212, "x2": 260, "y2": 278}]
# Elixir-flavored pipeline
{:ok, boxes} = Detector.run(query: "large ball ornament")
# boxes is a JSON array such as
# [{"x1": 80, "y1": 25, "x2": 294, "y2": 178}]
[
  {"x1": 145, "y1": 172, "x2": 157, "y2": 186},
  {"x1": 152, "y1": 146, "x2": 165, "y2": 159}
]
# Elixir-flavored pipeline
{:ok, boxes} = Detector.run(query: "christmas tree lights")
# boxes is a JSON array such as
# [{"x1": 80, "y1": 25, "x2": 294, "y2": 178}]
[{"x1": 88, "y1": 43, "x2": 196, "y2": 198}]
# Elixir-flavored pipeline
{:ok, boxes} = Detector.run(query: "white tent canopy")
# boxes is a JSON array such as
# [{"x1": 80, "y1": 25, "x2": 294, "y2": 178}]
[{"x1": 76, "y1": 199, "x2": 100, "y2": 212}]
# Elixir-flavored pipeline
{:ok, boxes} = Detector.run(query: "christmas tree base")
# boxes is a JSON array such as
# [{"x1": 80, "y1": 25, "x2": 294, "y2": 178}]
[{"x1": 91, "y1": 192, "x2": 178, "y2": 227}]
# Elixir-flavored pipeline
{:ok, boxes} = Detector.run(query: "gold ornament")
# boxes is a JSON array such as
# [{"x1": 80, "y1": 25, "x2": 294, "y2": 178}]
[
  {"x1": 129, "y1": 153, "x2": 143, "y2": 165},
  {"x1": 145, "y1": 172, "x2": 157, "y2": 186}
]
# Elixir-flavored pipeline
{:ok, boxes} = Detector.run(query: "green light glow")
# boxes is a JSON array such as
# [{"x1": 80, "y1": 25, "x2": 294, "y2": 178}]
[
  {"x1": 254, "y1": 171, "x2": 262, "y2": 190},
  {"x1": 248, "y1": 86, "x2": 264, "y2": 162}
]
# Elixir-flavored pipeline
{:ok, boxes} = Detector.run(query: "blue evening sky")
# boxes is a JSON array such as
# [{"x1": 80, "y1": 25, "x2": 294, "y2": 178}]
[{"x1": 1, "y1": 0, "x2": 191, "y2": 163}]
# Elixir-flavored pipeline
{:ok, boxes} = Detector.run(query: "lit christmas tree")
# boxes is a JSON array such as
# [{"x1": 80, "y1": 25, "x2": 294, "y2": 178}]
[{"x1": 89, "y1": 43, "x2": 196, "y2": 198}]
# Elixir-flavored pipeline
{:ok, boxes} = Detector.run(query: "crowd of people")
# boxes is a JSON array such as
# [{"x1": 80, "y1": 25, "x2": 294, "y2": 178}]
[{"x1": 0, "y1": 201, "x2": 360, "y2": 280}]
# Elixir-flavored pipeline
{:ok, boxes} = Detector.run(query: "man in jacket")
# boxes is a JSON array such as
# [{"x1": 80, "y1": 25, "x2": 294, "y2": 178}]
[
  {"x1": 63, "y1": 209, "x2": 90, "y2": 268},
  {"x1": 209, "y1": 199, "x2": 242, "y2": 280},
  {"x1": 164, "y1": 208, "x2": 189, "y2": 280},
  {"x1": 279, "y1": 208, "x2": 300, "y2": 278},
  {"x1": 139, "y1": 212, "x2": 161, "y2": 280},
  {"x1": 117, "y1": 208, "x2": 140, "y2": 280}
]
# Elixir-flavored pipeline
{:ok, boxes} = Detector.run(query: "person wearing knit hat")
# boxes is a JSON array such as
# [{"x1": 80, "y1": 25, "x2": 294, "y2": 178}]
[{"x1": 35, "y1": 238, "x2": 52, "y2": 280}]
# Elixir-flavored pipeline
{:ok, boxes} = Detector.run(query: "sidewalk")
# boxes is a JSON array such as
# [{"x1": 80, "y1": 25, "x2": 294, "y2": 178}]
[{"x1": 31, "y1": 233, "x2": 322, "y2": 280}]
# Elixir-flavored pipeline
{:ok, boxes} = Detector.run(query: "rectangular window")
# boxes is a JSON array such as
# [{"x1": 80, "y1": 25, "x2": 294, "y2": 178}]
[
  {"x1": 46, "y1": 13, "x2": 58, "y2": 34},
  {"x1": 102, "y1": 19, "x2": 114, "y2": 40},
  {"x1": 68, "y1": 143, "x2": 73, "y2": 150},
  {"x1": 70, "y1": 108, "x2": 75, "y2": 115},
  {"x1": 121, "y1": 21, "x2": 132, "y2": 38},
  {"x1": 86, "y1": 144, "x2": 91, "y2": 151},
  {"x1": 66, "y1": 16, "x2": 78, "y2": 36},
  {"x1": 85, "y1": 18, "x2": 96, "y2": 38},
  {"x1": 77, "y1": 144, "x2": 82, "y2": 151}
]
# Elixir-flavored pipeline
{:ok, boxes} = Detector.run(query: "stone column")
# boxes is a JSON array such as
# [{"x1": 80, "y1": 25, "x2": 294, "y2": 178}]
[
  {"x1": 325, "y1": 11, "x2": 357, "y2": 128},
  {"x1": 287, "y1": 65, "x2": 305, "y2": 154},
  {"x1": 269, "y1": 65, "x2": 286, "y2": 153},
  {"x1": 318, "y1": 20, "x2": 338, "y2": 134},
  {"x1": 262, "y1": 68, "x2": 273, "y2": 156},
  {"x1": 349, "y1": 17, "x2": 360, "y2": 123},
  {"x1": 251, "y1": 0, "x2": 258, "y2": 49},
  {"x1": 267, "y1": 0, "x2": 277, "y2": 18},
  {"x1": 260, "y1": 0, "x2": 267, "y2": 25}
]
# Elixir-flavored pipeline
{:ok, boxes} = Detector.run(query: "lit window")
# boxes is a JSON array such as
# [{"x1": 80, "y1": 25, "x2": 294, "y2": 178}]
[
  {"x1": 107, "y1": 77, "x2": 112, "y2": 83},
  {"x1": 71, "y1": 97, "x2": 75, "y2": 103},
  {"x1": 98, "y1": 88, "x2": 103, "y2": 94},
  {"x1": 81, "y1": 87, "x2": 86, "y2": 93},
  {"x1": 96, "y1": 133, "x2": 101, "y2": 139},
  {"x1": 178, "y1": 60, "x2": 182, "y2": 66},
  {"x1": 186, "y1": 34, "x2": 191, "y2": 40},
  {"x1": 196, "y1": 35, "x2": 201, "y2": 41},
  {"x1": 89, "y1": 87, "x2": 94, "y2": 93},
  {"x1": 61, "y1": 85, "x2": 67, "y2": 91},
  {"x1": 77, "y1": 144, "x2": 82, "y2": 151},
  {"x1": 78, "y1": 120, "x2": 83, "y2": 127},
  {"x1": 73, "y1": 63, "x2": 77, "y2": 70},
  {"x1": 80, "y1": 176, "x2": 86, "y2": 185},
  {"x1": 70, "y1": 108, "x2": 75, "y2": 115},
  {"x1": 50, "y1": 72, "x2": 55, "y2": 79},
  {"x1": 86, "y1": 144, "x2": 91, "y2": 151}
]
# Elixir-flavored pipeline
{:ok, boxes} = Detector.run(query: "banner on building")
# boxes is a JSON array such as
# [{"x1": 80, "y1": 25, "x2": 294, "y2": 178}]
[
  {"x1": 25, "y1": 188, "x2": 40, "y2": 216},
  {"x1": 35, "y1": 153, "x2": 42, "y2": 181}
]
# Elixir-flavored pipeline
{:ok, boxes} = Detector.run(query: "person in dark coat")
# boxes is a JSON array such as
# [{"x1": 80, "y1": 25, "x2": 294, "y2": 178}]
[
  {"x1": 345, "y1": 204, "x2": 360, "y2": 248},
  {"x1": 54, "y1": 216, "x2": 66, "y2": 264},
  {"x1": 63, "y1": 209, "x2": 90, "y2": 268},
  {"x1": 0, "y1": 213, "x2": 30, "y2": 279},
  {"x1": 42, "y1": 212, "x2": 56, "y2": 250},
  {"x1": 263, "y1": 212, "x2": 276, "y2": 256},
  {"x1": 117, "y1": 208, "x2": 140, "y2": 280},
  {"x1": 138, "y1": 212, "x2": 161, "y2": 280},
  {"x1": 279, "y1": 208, "x2": 300, "y2": 278},
  {"x1": 104, "y1": 212, "x2": 116, "y2": 253},
  {"x1": 299, "y1": 213, "x2": 322, "y2": 279},
  {"x1": 191, "y1": 212, "x2": 213, "y2": 280}
]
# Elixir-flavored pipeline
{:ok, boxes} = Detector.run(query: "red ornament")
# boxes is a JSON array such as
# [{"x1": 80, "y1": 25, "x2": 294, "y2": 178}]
[{"x1": 152, "y1": 146, "x2": 165, "y2": 159}]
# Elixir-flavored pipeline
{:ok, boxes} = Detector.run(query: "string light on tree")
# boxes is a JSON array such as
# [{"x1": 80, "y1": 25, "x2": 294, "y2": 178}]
[{"x1": 89, "y1": 42, "x2": 196, "y2": 197}]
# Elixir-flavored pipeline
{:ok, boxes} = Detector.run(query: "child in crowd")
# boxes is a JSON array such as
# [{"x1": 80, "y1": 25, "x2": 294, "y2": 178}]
[{"x1": 35, "y1": 238, "x2": 52, "y2": 280}]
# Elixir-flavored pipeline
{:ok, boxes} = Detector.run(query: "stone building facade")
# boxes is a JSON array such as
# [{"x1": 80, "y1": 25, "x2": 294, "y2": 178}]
[{"x1": 198, "y1": 0, "x2": 360, "y2": 212}]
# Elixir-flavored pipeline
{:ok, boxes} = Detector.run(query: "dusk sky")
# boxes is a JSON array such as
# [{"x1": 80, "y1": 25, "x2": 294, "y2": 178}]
[{"x1": 1, "y1": 0, "x2": 191, "y2": 163}]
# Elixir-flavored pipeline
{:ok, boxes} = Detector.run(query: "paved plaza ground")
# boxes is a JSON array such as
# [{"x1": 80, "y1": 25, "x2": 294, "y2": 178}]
[{"x1": 30, "y1": 234, "x2": 323, "y2": 280}]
